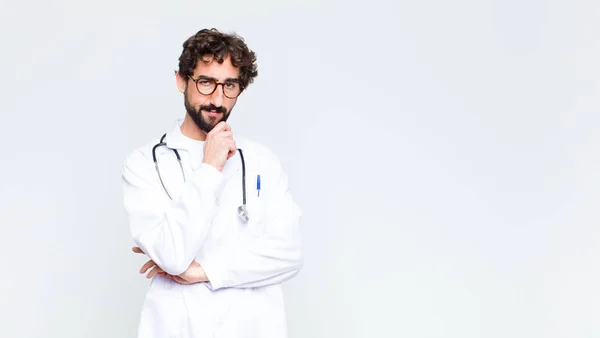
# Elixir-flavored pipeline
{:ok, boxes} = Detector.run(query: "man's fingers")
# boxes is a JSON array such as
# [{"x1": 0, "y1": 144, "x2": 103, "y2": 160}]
[
  {"x1": 217, "y1": 131, "x2": 233, "y2": 139},
  {"x1": 226, "y1": 138, "x2": 237, "y2": 151},
  {"x1": 173, "y1": 275, "x2": 191, "y2": 284},
  {"x1": 209, "y1": 121, "x2": 229, "y2": 134},
  {"x1": 221, "y1": 122, "x2": 231, "y2": 132},
  {"x1": 132, "y1": 246, "x2": 144, "y2": 254},
  {"x1": 140, "y1": 260, "x2": 155, "y2": 274},
  {"x1": 227, "y1": 141, "x2": 237, "y2": 158},
  {"x1": 146, "y1": 266, "x2": 163, "y2": 279}
]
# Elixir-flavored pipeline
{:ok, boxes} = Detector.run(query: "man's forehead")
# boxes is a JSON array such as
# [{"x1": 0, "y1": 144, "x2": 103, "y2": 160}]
[{"x1": 194, "y1": 56, "x2": 240, "y2": 79}]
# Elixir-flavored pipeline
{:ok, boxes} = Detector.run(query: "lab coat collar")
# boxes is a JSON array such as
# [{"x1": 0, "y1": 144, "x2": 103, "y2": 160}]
[
  {"x1": 164, "y1": 118, "x2": 241, "y2": 180},
  {"x1": 163, "y1": 118, "x2": 198, "y2": 151}
]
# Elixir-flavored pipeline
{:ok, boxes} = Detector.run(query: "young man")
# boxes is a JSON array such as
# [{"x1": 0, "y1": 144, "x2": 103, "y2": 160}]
[{"x1": 121, "y1": 28, "x2": 303, "y2": 338}]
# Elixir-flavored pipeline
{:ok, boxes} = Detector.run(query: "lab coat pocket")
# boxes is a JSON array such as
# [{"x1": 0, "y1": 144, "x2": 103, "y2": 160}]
[
  {"x1": 138, "y1": 291, "x2": 189, "y2": 338},
  {"x1": 243, "y1": 192, "x2": 267, "y2": 234}
]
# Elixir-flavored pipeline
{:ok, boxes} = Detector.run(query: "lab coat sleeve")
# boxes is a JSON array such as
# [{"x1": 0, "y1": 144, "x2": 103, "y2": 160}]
[
  {"x1": 122, "y1": 150, "x2": 224, "y2": 276},
  {"x1": 199, "y1": 156, "x2": 303, "y2": 290}
]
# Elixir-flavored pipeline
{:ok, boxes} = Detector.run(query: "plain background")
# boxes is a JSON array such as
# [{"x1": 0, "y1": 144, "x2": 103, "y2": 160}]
[{"x1": 0, "y1": 0, "x2": 599, "y2": 337}]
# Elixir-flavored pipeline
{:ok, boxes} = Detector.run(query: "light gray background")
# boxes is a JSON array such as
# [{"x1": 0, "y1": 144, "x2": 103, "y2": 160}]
[{"x1": 0, "y1": 0, "x2": 598, "y2": 337}]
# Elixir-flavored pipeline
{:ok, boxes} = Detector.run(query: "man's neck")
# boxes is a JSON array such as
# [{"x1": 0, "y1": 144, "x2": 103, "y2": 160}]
[{"x1": 180, "y1": 114, "x2": 207, "y2": 141}]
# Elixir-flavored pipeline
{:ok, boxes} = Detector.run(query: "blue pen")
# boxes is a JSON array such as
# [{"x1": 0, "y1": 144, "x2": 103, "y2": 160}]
[{"x1": 256, "y1": 175, "x2": 261, "y2": 197}]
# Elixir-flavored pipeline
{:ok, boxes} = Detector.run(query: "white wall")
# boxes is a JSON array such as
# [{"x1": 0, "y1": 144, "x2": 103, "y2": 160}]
[{"x1": 0, "y1": 0, "x2": 598, "y2": 337}]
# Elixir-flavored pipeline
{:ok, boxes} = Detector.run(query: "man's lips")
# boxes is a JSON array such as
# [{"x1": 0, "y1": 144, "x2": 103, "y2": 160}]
[{"x1": 204, "y1": 110, "x2": 222, "y2": 117}]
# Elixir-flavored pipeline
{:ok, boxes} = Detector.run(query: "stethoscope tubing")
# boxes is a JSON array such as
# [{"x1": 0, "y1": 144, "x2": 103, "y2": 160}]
[{"x1": 152, "y1": 133, "x2": 248, "y2": 222}]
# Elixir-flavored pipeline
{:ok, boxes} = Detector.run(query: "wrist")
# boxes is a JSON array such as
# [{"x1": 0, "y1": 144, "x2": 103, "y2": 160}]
[
  {"x1": 202, "y1": 159, "x2": 223, "y2": 172},
  {"x1": 190, "y1": 262, "x2": 209, "y2": 283},
  {"x1": 195, "y1": 265, "x2": 209, "y2": 283}
]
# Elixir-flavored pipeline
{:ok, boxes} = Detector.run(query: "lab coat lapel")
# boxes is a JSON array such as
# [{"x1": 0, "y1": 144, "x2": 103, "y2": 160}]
[
  {"x1": 221, "y1": 149, "x2": 241, "y2": 182},
  {"x1": 163, "y1": 121, "x2": 191, "y2": 151}
]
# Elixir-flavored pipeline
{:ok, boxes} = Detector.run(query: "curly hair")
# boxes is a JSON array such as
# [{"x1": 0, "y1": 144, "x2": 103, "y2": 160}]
[{"x1": 178, "y1": 28, "x2": 258, "y2": 91}]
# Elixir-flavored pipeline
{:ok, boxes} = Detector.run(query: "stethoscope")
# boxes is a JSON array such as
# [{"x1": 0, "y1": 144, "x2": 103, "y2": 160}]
[{"x1": 152, "y1": 133, "x2": 249, "y2": 223}]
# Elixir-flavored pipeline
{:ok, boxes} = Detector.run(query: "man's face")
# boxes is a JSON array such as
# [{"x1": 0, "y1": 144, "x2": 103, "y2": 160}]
[{"x1": 178, "y1": 56, "x2": 240, "y2": 133}]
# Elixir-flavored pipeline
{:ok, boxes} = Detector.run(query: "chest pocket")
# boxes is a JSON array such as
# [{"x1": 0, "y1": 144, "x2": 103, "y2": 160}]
[
  {"x1": 210, "y1": 159, "x2": 268, "y2": 242},
  {"x1": 242, "y1": 177, "x2": 267, "y2": 233},
  {"x1": 240, "y1": 154, "x2": 269, "y2": 234}
]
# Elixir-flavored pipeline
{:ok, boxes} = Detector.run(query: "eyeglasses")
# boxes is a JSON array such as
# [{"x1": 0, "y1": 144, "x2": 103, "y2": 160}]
[{"x1": 188, "y1": 75, "x2": 242, "y2": 99}]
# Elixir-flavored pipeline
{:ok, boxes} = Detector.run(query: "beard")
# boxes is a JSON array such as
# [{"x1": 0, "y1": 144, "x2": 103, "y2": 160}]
[{"x1": 184, "y1": 91, "x2": 232, "y2": 133}]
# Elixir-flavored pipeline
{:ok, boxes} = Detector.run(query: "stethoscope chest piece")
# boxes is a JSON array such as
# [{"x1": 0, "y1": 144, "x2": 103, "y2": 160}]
[{"x1": 237, "y1": 205, "x2": 249, "y2": 223}]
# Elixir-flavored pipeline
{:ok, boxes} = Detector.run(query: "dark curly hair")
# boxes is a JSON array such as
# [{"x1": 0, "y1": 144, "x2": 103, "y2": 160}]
[{"x1": 177, "y1": 28, "x2": 258, "y2": 91}]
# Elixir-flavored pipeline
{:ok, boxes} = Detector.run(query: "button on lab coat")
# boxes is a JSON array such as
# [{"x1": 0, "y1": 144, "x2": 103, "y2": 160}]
[{"x1": 121, "y1": 120, "x2": 303, "y2": 338}]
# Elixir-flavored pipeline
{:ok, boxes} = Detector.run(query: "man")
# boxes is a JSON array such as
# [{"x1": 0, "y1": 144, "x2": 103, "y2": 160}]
[{"x1": 121, "y1": 28, "x2": 303, "y2": 338}]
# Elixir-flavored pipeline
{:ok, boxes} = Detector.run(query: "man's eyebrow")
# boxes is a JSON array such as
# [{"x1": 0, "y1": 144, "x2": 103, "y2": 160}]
[
  {"x1": 196, "y1": 75, "x2": 240, "y2": 83},
  {"x1": 196, "y1": 75, "x2": 215, "y2": 80}
]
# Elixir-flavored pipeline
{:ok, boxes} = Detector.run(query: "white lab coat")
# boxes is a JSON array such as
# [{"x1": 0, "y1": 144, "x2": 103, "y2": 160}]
[{"x1": 121, "y1": 119, "x2": 303, "y2": 338}]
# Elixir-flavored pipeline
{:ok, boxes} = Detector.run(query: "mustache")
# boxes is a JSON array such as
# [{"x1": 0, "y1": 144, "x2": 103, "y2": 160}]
[{"x1": 199, "y1": 104, "x2": 226, "y2": 114}]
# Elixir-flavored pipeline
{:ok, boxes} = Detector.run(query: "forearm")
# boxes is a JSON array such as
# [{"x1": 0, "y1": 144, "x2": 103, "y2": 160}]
[
  {"x1": 125, "y1": 163, "x2": 224, "y2": 275},
  {"x1": 199, "y1": 216, "x2": 303, "y2": 290}
]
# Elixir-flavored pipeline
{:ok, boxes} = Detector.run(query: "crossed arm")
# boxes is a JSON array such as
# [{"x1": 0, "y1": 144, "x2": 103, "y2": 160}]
[
  {"x1": 122, "y1": 149, "x2": 303, "y2": 289},
  {"x1": 133, "y1": 246, "x2": 207, "y2": 284}
]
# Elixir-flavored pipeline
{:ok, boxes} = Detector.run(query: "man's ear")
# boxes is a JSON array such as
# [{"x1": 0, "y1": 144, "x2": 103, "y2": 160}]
[{"x1": 175, "y1": 71, "x2": 187, "y2": 93}]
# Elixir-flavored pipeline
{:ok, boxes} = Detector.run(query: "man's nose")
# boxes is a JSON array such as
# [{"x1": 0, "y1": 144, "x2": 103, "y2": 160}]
[{"x1": 210, "y1": 84, "x2": 224, "y2": 108}]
